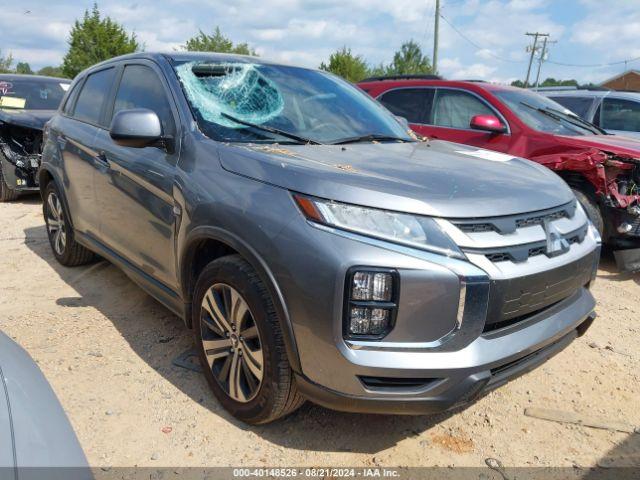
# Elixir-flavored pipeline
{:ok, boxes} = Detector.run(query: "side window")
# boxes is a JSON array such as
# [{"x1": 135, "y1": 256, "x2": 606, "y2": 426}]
[
  {"x1": 549, "y1": 96, "x2": 593, "y2": 119},
  {"x1": 600, "y1": 98, "x2": 640, "y2": 132},
  {"x1": 72, "y1": 68, "x2": 116, "y2": 126},
  {"x1": 432, "y1": 89, "x2": 494, "y2": 129},
  {"x1": 378, "y1": 88, "x2": 434, "y2": 124},
  {"x1": 111, "y1": 65, "x2": 175, "y2": 136}
]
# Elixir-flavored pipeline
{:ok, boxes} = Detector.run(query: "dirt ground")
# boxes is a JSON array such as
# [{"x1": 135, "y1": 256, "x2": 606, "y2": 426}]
[{"x1": 1, "y1": 196, "x2": 639, "y2": 470}]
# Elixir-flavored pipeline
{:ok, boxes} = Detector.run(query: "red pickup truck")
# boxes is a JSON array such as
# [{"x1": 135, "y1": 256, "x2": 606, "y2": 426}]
[{"x1": 358, "y1": 76, "x2": 640, "y2": 270}]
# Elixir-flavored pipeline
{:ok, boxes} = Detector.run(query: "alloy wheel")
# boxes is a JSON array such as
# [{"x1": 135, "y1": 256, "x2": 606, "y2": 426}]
[
  {"x1": 200, "y1": 283, "x2": 264, "y2": 403},
  {"x1": 46, "y1": 192, "x2": 67, "y2": 256}
]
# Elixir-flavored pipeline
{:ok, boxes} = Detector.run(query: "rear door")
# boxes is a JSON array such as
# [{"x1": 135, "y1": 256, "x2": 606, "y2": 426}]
[
  {"x1": 377, "y1": 87, "x2": 434, "y2": 135},
  {"x1": 54, "y1": 67, "x2": 117, "y2": 235},
  {"x1": 92, "y1": 60, "x2": 180, "y2": 290}
]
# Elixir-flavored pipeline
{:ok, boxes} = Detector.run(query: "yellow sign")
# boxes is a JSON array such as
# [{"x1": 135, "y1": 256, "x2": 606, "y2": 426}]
[{"x1": 0, "y1": 97, "x2": 26, "y2": 108}]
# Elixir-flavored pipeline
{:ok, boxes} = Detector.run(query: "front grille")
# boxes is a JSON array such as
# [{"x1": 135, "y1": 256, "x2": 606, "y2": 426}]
[
  {"x1": 483, "y1": 253, "x2": 595, "y2": 329},
  {"x1": 515, "y1": 209, "x2": 568, "y2": 228},
  {"x1": 449, "y1": 201, "x2": 589, "y2": 264},
  {"x1": 453, "y1": 202, "x2": 576, "y2": 235},
  {"x1": 482, "y1": 227, "x2": 588, "y2": 263}
]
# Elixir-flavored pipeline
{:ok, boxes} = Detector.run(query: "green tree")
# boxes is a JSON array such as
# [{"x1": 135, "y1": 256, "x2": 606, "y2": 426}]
[
  {"x1": 183, "y1": 27, "x2": 256, "y2": 55},
  {"x1": 0, "y1": 50, "x2": 13, "y2": 73},
  {"x1": 320, "y1": 47, "x2": 370, "y2": 82},
  {"x1": 62, "y1": 3, "x2": 139, "y2": 79},
  {"x1": 510, "y1": 79, "x2": 526, "y2": 88},
  {"x1": 386, "y1": 40, "x2": 433, "y2": 76},
  {"x1": 540, "y1": 77, "x2": 579, "y2": 87},
  {"x1": 37, "y1": 66, "x2": 66, "y2": 78},
  {"x1": 15, "y1": 62, "x2": 33, "y2": 74}
]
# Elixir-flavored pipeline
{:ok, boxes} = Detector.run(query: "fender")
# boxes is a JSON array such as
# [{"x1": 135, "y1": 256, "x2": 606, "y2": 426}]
[{"x1": 180, "y1": 225, "x2": 302, "y2": 374}]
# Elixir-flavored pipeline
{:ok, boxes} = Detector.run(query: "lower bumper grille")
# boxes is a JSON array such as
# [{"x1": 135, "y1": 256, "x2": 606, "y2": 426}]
[{"x1": 484, "y1": 253, "x2": 596, "y2": 330}]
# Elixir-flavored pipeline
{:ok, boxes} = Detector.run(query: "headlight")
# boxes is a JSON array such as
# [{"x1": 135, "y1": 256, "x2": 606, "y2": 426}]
[{"x1": 293, "y1": 193, "x2": 464, "y2": 258}]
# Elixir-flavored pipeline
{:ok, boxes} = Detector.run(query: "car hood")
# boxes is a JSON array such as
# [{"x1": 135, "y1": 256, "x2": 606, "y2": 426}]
[
  {"x1": 557, "y1": 133, "x2": 640, "y2": 158},
  {"x1": 217, "y1": 140, "x2": 574, "y2": 218},
  {"x1": 0, "y1": 109, "x2": 56, "y2": 130}
]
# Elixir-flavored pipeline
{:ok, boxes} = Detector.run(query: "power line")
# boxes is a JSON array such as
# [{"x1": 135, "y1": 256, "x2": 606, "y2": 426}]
[
  {"x1": 438, "y1": 13, "x2": 524, "y2": 64},
  {"x1": 546, "y1": 56, "x2": 640, "y2": 68},
  {"x1": 439, "y1": 12, "x2": 640, "y2": 72}
]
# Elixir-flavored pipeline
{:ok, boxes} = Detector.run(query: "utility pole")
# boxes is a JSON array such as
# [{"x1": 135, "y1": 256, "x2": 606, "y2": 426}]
[
  {"x1": 433, "y1": 0, "x2": 440, "y2": 74},
  {"x1": 524, "y1": 32, "x2": 548, "y2": 87},
  {"x1": 534, "y1": 37, "x2": 556, "y2": 89}
]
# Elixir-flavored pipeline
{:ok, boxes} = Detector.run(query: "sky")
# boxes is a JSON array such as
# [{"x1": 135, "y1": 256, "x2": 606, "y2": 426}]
[{"x1": 1, "y1": 0, "x2": 639, "y2": 85}]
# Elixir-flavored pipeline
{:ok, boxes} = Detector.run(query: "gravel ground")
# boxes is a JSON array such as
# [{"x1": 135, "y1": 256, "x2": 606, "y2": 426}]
[{"x1": 0, "y1": 196, "x2": 638, "y2": 470}]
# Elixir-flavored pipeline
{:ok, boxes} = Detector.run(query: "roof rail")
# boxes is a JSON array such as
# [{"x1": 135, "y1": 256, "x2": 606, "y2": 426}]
[{"x1": 360, "y1": 74, "x2": 442, "y2": 82}]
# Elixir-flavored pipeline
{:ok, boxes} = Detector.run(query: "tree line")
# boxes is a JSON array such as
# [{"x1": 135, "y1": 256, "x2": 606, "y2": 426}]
[{"x1": 0, "y1": 3, "x2": 581, "y2": 88}]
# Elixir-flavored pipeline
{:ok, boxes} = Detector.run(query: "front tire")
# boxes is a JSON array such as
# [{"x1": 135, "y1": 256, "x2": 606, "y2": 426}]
[
  {"x1": 0, "y1": 165, "x2": 19, "y2": 202},
  {"x1": 193, "y1": 255, "x2": 304, "y2": 424},
  {"x1": 43, "y1": 182, "x2": 95, "y2": 266},
  {"x1": 572, "y1": 188, "x2": 603, "y2": 237}
]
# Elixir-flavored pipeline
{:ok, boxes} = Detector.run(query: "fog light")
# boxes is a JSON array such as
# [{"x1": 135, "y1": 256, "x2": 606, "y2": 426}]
[
  {"x1": 352, "y1": 271, "x2": 392, "y2": 301},
  {"x1": 345, "y1": 268, "x2": 398, "y2": 338},
  {"x1": 349, "y1": 307, "x2": 390, "y2": 335}
]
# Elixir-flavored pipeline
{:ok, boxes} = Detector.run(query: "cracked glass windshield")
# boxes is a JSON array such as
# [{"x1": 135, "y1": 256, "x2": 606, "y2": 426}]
[{"x1": 172, "y1": 58, "x2": 414, "y2": 145}]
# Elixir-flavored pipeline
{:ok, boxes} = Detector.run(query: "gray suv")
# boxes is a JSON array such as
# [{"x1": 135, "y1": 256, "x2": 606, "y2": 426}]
[
  {"x1": 542, "y1": 89, "x2": 640, "y2": 140},
  {"x1": 40, "y1": 52, "x2": 601, "y2": 424}
]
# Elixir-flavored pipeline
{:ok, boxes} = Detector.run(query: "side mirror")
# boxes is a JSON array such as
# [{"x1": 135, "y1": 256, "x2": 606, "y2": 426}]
[
  {"x1": 469, "y1": 114, "x2": 507, "y2": 134},
  {"x1": 109, "y1": 108, "x2": 162, "y2": 148}
]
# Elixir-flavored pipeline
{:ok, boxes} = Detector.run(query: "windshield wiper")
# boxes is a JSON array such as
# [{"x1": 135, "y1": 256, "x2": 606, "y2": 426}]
[
  {"x1": 543, "y1": 106, "x2": 606, "y2": 135},
  {"x1": 220, "y1": 112, "x2": 322, "y2": 145},
  {"x1": 330, "y1": 134, "x2": 414, "y2": 145},
  {"x1": 520, "y1": 102, "x2": 602, "y2": 135}
]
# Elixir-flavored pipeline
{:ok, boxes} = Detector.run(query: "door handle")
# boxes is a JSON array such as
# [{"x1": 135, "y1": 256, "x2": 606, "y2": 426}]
[{"x1": 94, "y1": 152, "x2": 110, "y2": 169}]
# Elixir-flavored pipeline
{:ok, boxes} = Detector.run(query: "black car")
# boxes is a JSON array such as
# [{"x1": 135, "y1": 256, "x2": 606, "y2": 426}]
[{"x1": 0, "y1": 74, "x2": 71, "y2": 201}]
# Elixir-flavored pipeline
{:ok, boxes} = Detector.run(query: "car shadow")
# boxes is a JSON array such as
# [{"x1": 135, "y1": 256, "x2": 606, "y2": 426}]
[
  {"x1": 11, "y1": 192, "x2": 41, "y2": 205},
  {"x1": 596, "y1": 248, "x2": 640, "y2": 286},
  {"x1": 582, "y1": 431, "x2": 640, "y2": 477},
  {"x1": 23, "y1": 224, "x2": 458, "y2": 454}
]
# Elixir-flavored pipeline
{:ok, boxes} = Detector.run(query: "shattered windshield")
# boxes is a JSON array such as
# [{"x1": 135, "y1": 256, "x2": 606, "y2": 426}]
[
  {"x1": 172, "y1": 60, "x2": 413, "y2": 144},
  {"x1": 0, "y1": 78, "x2": 69, "y2": 110},
  {"x1": 494, "y1": 89, "x2": 598, "y2": 136}
]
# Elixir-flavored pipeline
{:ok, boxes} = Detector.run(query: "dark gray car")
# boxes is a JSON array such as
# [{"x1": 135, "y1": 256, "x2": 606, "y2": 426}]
[
  {"x1": 0, "y1": 331, "x2": 89, "y2": 479},
  {"x1": 39, "y1": 52, "x2": 601, "y2": 424}
]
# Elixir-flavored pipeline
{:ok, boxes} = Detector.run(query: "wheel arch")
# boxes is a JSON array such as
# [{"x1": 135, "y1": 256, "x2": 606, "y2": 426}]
[
  {"x1": 38, "y1": 167, "x2": 77, "y2": 231},
  {"x1": 179, "y1": 226, "x2": 302, "y2": 373}
]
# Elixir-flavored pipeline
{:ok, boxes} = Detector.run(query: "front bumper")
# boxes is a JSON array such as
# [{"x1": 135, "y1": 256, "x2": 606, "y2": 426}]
[
  {"x1": 0, "y1": 155, "x2": 39, "y2": 192},
  {"x1": 271, "y1": 210, "x2": 599, "y2": 415},
  {"x1": 296, "y1": 290, "x2": 595, "y2": 415}
]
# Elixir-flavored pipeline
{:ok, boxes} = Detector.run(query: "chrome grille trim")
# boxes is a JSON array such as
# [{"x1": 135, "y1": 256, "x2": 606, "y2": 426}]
[{"x1": 438, "y1": 201, "x2": 590, "y2": 265}]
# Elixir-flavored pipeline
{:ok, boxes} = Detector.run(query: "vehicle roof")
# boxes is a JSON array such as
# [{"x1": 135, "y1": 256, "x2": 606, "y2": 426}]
[
  {"x1": 356, "y1": 78, "x2": 515, "y2": 93},
  {"x1": 0, "y1": 73, "x2": 70, "y2": 83},
  {"x1": 541, "y1": 89, "x2": 640, "y2": 100},
  {"x1": 84, "y1": 51, "x2": 297, "y2": 73}
]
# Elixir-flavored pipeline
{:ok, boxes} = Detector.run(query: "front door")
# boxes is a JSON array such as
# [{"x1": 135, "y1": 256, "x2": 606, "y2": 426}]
[{"x1": 92, "y1": 61, "x2": 180, "y2": 290}]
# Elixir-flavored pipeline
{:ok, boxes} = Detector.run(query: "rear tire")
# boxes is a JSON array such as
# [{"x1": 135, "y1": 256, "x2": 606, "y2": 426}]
[
  {"x1": 193, "y1": 255, "x2": 304, "y2": 424},
  {"x1": 572, "y1": 188, "x2": 603, "y2": 236},
  {"x1": 43, "y1": 182, "x2": 95, "y2": 266},
  {"x1": 0, "y1": 165, "x2": 19, "y2": 202}
]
